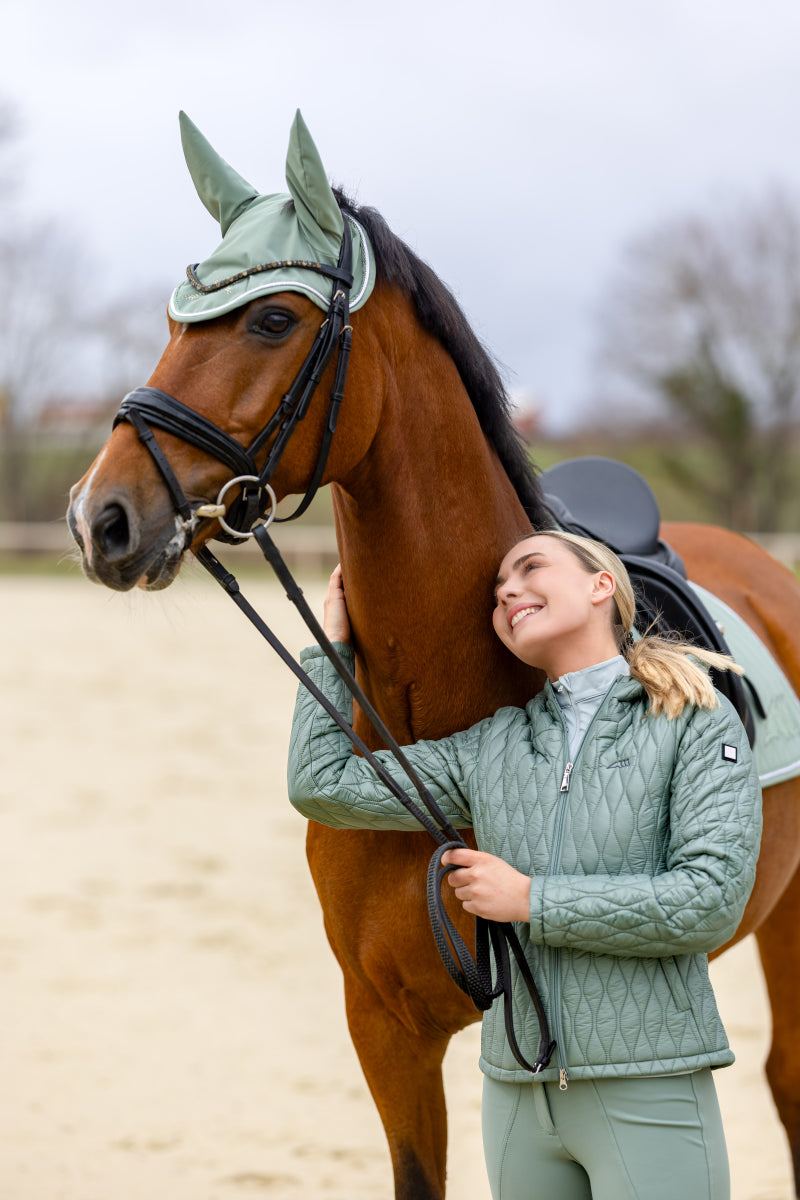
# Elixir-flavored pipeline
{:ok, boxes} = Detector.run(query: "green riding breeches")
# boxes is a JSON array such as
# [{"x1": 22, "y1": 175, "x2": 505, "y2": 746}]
[{"x1": 481, "y1": 1069, "x2": 729, "y2": 1200}]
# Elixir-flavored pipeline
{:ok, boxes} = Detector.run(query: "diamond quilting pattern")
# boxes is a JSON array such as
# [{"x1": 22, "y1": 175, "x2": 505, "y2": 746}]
[{"x1": 290, "y1": 653, "x2": 761, "y2": 1085}]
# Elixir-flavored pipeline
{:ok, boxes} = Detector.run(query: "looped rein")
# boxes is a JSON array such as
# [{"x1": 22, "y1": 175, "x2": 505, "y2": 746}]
[
  {"x1": 201, "y1": 526, "x2": 556, "y2": 1076},
  {"x1": 106, "y1": 207, "x2": 555, "y2": 1076},
  {"x1": 427, "y1": 843, "x2": 555, "y2": 1063}
]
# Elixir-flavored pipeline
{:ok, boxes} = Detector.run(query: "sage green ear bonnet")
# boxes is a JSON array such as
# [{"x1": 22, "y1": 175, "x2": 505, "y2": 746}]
[{"x1": 168, "y1": 110, "x2": 375, "y2": 323}]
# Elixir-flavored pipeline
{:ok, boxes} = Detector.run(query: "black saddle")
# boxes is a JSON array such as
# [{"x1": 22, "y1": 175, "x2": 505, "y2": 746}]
[{"x1": 539, "y1": 457, "x2": 758, "y2": 746}]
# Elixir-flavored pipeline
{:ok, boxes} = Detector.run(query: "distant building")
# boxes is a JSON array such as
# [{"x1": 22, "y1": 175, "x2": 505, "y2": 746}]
[{"x1": 34, "y1": 397, "x2": 116, "y2": 446}]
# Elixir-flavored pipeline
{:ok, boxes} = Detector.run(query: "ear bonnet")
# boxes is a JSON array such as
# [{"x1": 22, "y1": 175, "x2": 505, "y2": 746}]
[{"x1": 168, "y1": 110, "x2": 375, "y2": 323}]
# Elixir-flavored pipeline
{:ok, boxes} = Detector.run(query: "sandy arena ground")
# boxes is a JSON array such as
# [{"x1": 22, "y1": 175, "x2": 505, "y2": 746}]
[{"x1": 1, "y1": 568, "x2": 795, "y2": 1199}]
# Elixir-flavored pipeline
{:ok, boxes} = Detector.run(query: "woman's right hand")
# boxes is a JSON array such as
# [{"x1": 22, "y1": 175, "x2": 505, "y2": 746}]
[{"x1": 323, "y1": 563, "x2": 351, "y2": 645}]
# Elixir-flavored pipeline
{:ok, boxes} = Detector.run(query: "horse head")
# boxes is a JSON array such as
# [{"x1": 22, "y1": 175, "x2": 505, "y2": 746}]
[{"x1": 68, "y1": 111, "x2": 379, "y2": 591}]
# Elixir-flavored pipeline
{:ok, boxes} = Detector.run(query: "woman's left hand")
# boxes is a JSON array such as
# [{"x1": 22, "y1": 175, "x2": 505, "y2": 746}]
[
  {"x1": 441, "y1": 847, "x2": 531, "y2": 923},
  {"x1": 322, "y1": 563, "x2": 351, "y2": 644}
]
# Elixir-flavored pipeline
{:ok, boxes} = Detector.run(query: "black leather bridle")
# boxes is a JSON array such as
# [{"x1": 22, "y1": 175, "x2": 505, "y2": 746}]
[
  {"x1": 110, "y1": 210, "x2": 556, "y2": 1077},
  {"x1": 114, "y1": 216, "x2": 355, "y2": 542}
]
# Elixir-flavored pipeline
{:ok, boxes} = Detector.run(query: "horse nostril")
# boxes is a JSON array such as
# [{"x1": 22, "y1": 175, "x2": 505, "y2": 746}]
[{"x1": 92, "y1": 503, "x2": 132, "y2": 561}]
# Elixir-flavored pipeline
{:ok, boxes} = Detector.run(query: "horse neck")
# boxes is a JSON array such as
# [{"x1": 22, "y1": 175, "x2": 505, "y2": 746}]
[{"x1": 332, "y1": 290, "x2": 539, "y2": 741}]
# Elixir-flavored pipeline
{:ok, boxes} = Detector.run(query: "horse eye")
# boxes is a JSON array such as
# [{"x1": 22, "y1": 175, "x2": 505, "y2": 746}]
[{"x1": 250, "y1": 309, "x2": 296, "y2": 338}]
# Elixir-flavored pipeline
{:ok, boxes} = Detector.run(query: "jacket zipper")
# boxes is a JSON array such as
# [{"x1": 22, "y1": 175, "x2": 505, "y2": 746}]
[
  {"x1": 548, "y1": 718, "x2": 571, "y2": 1090},
  {"x1": 546, "y1": 687, "x2": 619, "y2": 1092}
]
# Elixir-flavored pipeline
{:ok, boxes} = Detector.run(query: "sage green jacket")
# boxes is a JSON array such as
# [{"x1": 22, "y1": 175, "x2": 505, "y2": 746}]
[{"x1": 287, "y1": 645, "x2": 762, "y2": 1086}]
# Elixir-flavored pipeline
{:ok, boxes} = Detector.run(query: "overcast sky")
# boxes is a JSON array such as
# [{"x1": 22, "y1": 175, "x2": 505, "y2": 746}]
[{"x1": 5, "y1": 0, "x2": 800, "y2": 432}]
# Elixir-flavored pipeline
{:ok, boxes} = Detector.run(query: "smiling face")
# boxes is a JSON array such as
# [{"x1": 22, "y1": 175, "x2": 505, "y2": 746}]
[{"x1": 491, "y1": 534, "x2": 621, "y2": 679}]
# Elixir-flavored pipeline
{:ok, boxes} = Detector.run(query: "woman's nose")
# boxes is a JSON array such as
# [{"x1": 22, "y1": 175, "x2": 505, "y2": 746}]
[{"x1": 496, "y1": 580, "x2": 517, "y2": 605}]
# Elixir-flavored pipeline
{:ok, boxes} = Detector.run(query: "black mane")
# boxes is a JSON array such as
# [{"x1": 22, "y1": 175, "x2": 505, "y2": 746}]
[{"x1": 336, "y1": 192, "x2": 551, "y2": 528}]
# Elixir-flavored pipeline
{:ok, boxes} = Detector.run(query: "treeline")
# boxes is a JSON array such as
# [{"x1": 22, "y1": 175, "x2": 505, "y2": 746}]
[
  {"x1": 532, "y1": 431, "x2": 800, "y2": 532},
  {"x1": 6, "y1": 425, "x2": 799, "y2": 531},
  {"x1": 3, "y1": 99, "x2": 799, "y2": 534}
]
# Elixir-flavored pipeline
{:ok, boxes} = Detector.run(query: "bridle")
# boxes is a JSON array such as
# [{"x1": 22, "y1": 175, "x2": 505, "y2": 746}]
[
  {"x1": 113, "y1": 215, "x2": 355, "y2": 542},
  {"x1": 110, "y1": 209, "x2": 556, "y2": 1077}
]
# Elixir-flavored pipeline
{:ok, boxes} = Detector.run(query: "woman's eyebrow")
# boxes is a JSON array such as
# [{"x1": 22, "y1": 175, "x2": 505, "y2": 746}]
[{"x1": 493, "y1": 552, "x2": 546, "y2": 594}]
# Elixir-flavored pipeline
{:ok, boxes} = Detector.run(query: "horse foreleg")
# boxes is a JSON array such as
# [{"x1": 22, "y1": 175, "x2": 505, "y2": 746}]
[
  {"x1": 342, "y1": 973, "x2": 455, "y2": 1200},
  {"x1": 755, "y1": 857, "x2": 800, "y2": 1197}
]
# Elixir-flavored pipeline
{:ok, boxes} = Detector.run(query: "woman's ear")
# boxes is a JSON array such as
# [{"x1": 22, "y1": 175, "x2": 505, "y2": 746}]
[{"x1": 590, "y1": 570, "x2": 616, "y2": 606}]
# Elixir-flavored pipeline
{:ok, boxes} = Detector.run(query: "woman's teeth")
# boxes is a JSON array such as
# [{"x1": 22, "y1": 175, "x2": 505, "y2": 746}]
[{"x1": 511, "y1": 606, "x2": 541, "y2": 628}]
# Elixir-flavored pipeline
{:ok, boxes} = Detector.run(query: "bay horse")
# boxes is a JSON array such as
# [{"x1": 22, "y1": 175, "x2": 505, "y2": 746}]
[{"x1": 67, "y1": 114, "x2": 800, "y2": 1199}]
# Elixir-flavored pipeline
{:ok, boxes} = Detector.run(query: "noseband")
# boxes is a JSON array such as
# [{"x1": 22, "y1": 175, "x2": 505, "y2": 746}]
[{"x1": 113, "y1": 215, "x2": 354, "y2": 542}]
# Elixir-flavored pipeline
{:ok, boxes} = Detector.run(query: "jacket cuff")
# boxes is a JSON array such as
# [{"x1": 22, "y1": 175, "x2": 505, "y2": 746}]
[
  {"x1": 299, "y1": 642, "x2": 355, "y2": 666},
  {"x1": 528, "y1": 876, "x2": 545, "y2": 942}
]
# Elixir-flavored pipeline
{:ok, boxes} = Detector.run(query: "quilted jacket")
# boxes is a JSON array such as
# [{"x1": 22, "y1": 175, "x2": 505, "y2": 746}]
[{"x1": 287, "y1": 644, "x2": 762, "y2": 1086}]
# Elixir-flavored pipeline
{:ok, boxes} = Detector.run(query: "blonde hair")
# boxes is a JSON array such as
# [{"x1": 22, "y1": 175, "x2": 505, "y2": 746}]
[{"x1": 525, "y1": 530, "x2": 743, "y2": 719}]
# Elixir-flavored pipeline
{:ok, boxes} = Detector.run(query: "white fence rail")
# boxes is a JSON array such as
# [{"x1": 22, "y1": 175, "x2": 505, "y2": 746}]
[
  {"x1": 1, "y1": 523, "x2": 798, "y2": 571},
  {"x1": 0, "y1": 522, "x2": 340, "y2": 570}
]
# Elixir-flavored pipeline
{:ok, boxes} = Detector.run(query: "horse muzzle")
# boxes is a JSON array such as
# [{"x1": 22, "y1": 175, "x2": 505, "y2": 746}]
[{"x1": 67, "y1": 479, "x2": 195, "y2": 592}]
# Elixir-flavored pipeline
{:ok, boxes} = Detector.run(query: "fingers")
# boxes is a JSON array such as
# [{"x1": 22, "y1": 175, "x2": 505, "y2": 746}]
[
  {"x1": 441, "y1": 847, "x2": 480, "y2": 869},
  {"x1": 442, "y1": 849, "x2": 486, "y2": 894},
  {"x1": 326, "y1": 563, "x2": 344, "y2": 599},
  {"x1": 322, "y1": 563, "x2": 352, "y2": 644},
  {"x1": 439, "y1": 851, "x2": 532, "y2": 922}
]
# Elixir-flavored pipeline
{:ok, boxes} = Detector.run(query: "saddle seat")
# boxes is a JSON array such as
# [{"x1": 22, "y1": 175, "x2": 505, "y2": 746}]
[{"x1": 538, "y1": 457, "x2": 757, "y2": 745}]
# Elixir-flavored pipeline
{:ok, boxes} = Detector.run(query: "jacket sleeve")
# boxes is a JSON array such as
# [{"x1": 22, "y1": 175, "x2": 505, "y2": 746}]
[
  {"x1": 287, "y1": 644, "x2": 479, "y2": 830},
  {"x1": 527, "y1": 695, "x2": 762, "y2": 957}
]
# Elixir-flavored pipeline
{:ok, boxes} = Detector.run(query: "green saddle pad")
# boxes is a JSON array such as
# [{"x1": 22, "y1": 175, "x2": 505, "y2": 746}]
[{"x1": 690, "y1": 582, "x2": 800, "y2": 788}]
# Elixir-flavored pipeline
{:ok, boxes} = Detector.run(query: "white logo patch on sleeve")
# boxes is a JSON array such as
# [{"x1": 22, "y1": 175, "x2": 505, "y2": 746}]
[{"x1": 722, "y1": 743, "x2": 738, "y2": 763}]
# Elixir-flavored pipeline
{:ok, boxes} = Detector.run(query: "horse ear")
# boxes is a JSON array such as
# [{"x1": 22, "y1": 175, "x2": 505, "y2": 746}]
[
  {"x1": 179, "y1": 111, "x2": 259, "y2": 236},
  {"x1": 285, "y1": 110, "x2": 343, "y2": 249}
]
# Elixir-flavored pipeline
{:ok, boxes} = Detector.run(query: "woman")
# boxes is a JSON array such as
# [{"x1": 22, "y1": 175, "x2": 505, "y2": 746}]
[{"x1": 288, "y1": 531, "x2": 762, "y2": 1200}]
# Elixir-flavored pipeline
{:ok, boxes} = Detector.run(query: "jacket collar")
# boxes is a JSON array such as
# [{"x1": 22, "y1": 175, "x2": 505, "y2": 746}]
[
  {"x1": 535, "y1": 670, "x2": 644, "y2": 721},
  {"x1": 551, "y1": 656, "x2": 629, "y2": 706}
]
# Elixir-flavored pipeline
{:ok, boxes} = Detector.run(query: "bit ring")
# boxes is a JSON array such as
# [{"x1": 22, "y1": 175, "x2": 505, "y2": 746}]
[{"x1": 214, "y1": 475, "x2": 277, "y2": 539}]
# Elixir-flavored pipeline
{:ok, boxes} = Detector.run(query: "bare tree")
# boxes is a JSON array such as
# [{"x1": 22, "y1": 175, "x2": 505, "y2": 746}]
[
  {"x1": 595, "y1": 189, "x2": 800, "y2": 530},
  {"x1": 0, "y1": 99, "x2": 169, "y2": 520},
  {"x1": 0, "y1": 101, "x2": 20, "y2": 216},
  {"x1": 0, "y1": 107, "x2": 76, "y2": 518},
  {"x1": 0, "y1": 218, "x2": 95, "y2": 517},
  {"x1": 85, "y1": 287, "x2": 170, "y2": 405}
]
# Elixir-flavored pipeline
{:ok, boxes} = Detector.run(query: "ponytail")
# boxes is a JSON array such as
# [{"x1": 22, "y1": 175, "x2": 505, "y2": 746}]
[
  {"x1": 530, "y1": 530, "x2": 744, "y2": 719},
  {"x1": 625, "y1": 634, "x2": 743, "y2": 719}
]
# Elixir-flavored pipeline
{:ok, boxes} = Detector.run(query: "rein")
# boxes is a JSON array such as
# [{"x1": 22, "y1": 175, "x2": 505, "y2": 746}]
[
  {"x1": 113, "y1": 213, "x2": 555, "y2": 1076},
  {"x1": 203, "y1": 524, "x2": 555, "y2": 1075}
]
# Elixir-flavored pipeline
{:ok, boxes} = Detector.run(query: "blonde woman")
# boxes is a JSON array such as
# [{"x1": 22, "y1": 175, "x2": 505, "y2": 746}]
[{"x1": 288, "y1": 531, "x2": 762, "y2": 1200}]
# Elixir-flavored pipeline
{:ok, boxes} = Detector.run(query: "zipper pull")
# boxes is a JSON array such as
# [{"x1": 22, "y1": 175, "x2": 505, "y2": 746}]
[
  {"x1": 560, "y1": 762, "x2": 574, "y2": 792},
  {"x1": 559, "y1": 1068, "x2": 569, "y2": 1092}
]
